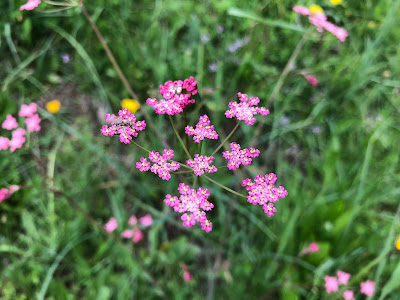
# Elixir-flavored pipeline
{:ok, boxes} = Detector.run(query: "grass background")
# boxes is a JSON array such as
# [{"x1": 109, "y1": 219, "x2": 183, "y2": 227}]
[{"x1": 1, "y1": 0, "x2": 400, "y2": 299}]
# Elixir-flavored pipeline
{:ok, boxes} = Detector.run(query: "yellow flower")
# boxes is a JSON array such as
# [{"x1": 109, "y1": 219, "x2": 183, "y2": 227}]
[
  {"x1": 396, "y1": 235, "x2": 400, "y2": 250},
  {"x1": 330, "y1": 0, "x2": 342, "y2": 5},
  {"x1": 46, "y1": 100, "x2": 61, "y2": 114},
  {"x1": 121, "y1": 99, "x2": 140, "y2": 114},
  {"x1": 309, "y1": 4, "x2": 324, "y2": 14}
]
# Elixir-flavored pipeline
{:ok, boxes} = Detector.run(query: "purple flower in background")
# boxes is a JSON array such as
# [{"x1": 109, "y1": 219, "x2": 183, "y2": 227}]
[
  {"x1": 61, "y1": 53, "x2": 71, "y2": 64},
  {"x1": 217, "y1": 25, "x2": 224, "y2": 34},
  {"x1": 201, "y1": 34, "x2": 210, "y2": 44},
  {"x1": 208, "y1": 62, "x2": 218, "y2": 72}
]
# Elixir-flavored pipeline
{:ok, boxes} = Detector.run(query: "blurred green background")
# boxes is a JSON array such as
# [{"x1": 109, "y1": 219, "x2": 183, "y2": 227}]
[{"x1": 1, "y1": 0, "x2": 400, "y2": 299}]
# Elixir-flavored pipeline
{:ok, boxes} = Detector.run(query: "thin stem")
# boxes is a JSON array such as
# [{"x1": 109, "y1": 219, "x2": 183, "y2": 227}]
[
  {"x1": 182, "y1": 111, "x2": 190, "y2": 153},
  {"x1": 192, "y1": 176, "x2": 198, "y2": 189},
  {"x1": 211, "y1": 121, "x2": 240, "y2": 156},
  {"x1": 199, "y1": 140, "x2": 203, "y2": 155},
  {"x1": 202, "y1": 175, "x2": 247, "y2": 199},
  {"x1": 131, "y1": 140, "x2": 151, "y2": 153},
  {"x1": 169, "y1": 115, "x2": 192, "y2": 159},
  {"x1": 171, "y1": 170, "x2": 194, "y2": 175}
]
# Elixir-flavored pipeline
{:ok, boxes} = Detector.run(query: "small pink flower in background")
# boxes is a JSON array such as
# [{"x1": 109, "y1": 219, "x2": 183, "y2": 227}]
[
  {"x1": 128, "y1": 215, "x2": 138, "y2": 226},
  {"x1": 0, "y1": 185, "x2": 20, "y2": 203},
  {"x1": 305, "y1": 74, "x2": 319, "y2": 87},
  {"x1": 104, "y1": 217, "x2": 118, "y2": 233},
  {"x1": 2, "y1": 115, "x2": 18, "y2": 130},
  {"x1": 121, "y1": 229, "x2": 134, "y2": 239},
  {"x1": 343, "y1": 290, "x2": 355, "y2": 300},
  {"x1": 225, "y1": 92, "x2": 269, "y2": 125},
  {"x1": 182, "y1": 264, "x2": 192, "y2": 282},
  {"x1": 292, "y1": 6, "x2": 310, "y2": 15},
  {"x1": 136, "y1": 149, "x2": 180, "y2": 180},
  {"x1": 20, "y1": 0, "x2": 41, "y2": 11},
  {"x1": 301, "y1": 242, "x2": 320, "y2": 255},
  {"x1": 187, "y1": 154, "x2": 218, "y2": 176},
  {"x1": 222, "y1": 142, "x2": 260, "y2": 170},
  {"x1": 9, "y1": 128, "x2": 26, "y2": 152},
  {"x1": 337, "y1": 270, "x2": 351, "y2": 285},
  {"x1": 360, "y1": 280, "x2": 375, "y2": 297},
  {"x1": 0, "y1": 137, "x2": 10, "y2": 150},
  {"x1": 19, "y1": 103, "x2": 37, "y2": 117},
  {"x1": 324, "y1": 276, "x2": 339, "y2": 293},
  {"x1": 138, "y1": 214, "x2": 153, "y2": 227},
  {"x1": 132, "y1": 227, "x2": 143, "y2": 243},
  {"x1": 185, "y1": 115, "x2": 218, "y2": 143},
  {"x1": 25, "y1": 114, "x2": 41, "y2": 132}
]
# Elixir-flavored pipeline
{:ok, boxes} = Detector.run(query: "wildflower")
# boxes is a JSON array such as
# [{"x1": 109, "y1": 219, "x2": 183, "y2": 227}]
[
  {"x1": 136, "y1": 149, "x2": 180, "y2": 180},
  {"x1": 19, "y1": 103, "x2": 37, "y2": 117},
  {"x1": 101, "y1": 108, "x2": 146, "y2": 144},
  {"x1": 164, "y1": 183, "x2": 214, "y2": 232},
  {"x1": 217, "y1": 25, "x2": 224, "y2": 34},
  {"x1": 242, "y1": 173, "x2": 287, "y2": 216},
  {"x1": 128, "y1": 215, "x2": 138, "y2": 226},
  {"x1": 337, "y1": 271, "x2": 351, "y2": 285},
  {"x1": 121, "y1": 229, "x2": 134, "y2": 238},
  {"x1": 201, "y1": 34, "x2": 210, "y2": 44},
  {"x1": 46, "y1": 100, "x2": 61, "y2": 114},
  {"x1": 304, "y1": 74, "x2": 319, "y2": 87},
  {"x1": 292, "y1": 6, "x2": 348, "y2": 42},
  {"x1": 121, "y1": 99, "x2": 140, "y2": 114},
  {"x1": 312, "y1": 126, "x2": 322, "y2": 135},
  {"x1": 225, "y1": 92, "x2": 269, "y2": 125},
  {"x1": 138, "y1": 214, "x2": 153, "y2": 227},
  {"x1": 301, "y1": 242, "x2": 320, "y2": 255},
  {"x1": 20, "y1": 0, "x2": 41, "y2": 10},
  {"x1": 61, "y1": 53, "x2": 71, "y2": 64},
  {"x1": 324, "y1": 276, "x2": 339, "y2": 293},
  {"x1": 0, "y1": 137, "x2": 10, "y2": 151},
  {"x1": 222, "y1": 142, "x2": 260, "y2": 170},
  {"x1": 227, "y1": 36, "x2": 249, "y2": 53},
  {"x1": 9, "y1": 128, "x2": 26, "y2": 152},
  {"x1": 343, "y1": 290, "x2": 355, "y2": 300},
  {"x1": 396, "y1": 235, "x2": 400, "y2": 250},
  {"x1": 187, "y1": 154, "x2": 218, "y2": 176},
  {"x1": 25, "y1": 114, "x2": 41, "y2": 132},
  {"x1": 209, "y1": 62, "x2": 218, "y2": 72},
  {"x1": 330, "y1": 0, "x2": 342, "y2": 5},
  {"x1": 185, "y1": 115, "x2": 219, "y2": 143},
  {"x1": 147, "y1": 77, "x2": 197, "y2": 115},
  {"x1": 182, "y1": 264, "x2": 192, "y2": 282},
  {"x1": 0, "y1": 185, "x2": 20, "y2": 203},
  {"x1": 132, "y1": 227, "x2": 143, "y2": 243},
  {"x1": 104, "y1": 217, "x2": 118, "y2": 233},
  {"x1": 360, "y1": 280, "x2": 375, "y2": 297},
  {"x1": 2, "y1": 115, "x2": 18, "y2": 130}
]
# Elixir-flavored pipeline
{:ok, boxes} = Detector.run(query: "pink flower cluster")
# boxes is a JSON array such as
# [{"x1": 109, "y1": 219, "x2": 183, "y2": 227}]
[
  {"x1": 164, "y1": 183, "x2": 213, "y2": 232},
  {"x1": 104, "y1": 214, "x2": 153, "y2": 243},
  {"x1": 0, "y1": 185, "x2": 20, "y2": 203},
  {"x1": 222, "y1": 142, "x2": 260, "y2": 170},
  {"x1": 300, "y1": 242, "x2": 320, "y2": 255},
  {"x1": 147, "y1": 77, "x2": 197, "y2": 115},
  {"x1": 225, "y1": 92, "x2": 269, "y2": 125},
  {"x1": 20, "y1": 0, "x2": 41, "y2": 10},
  {"x1": 323, "y1": 270, "x2": 375, "y2": 299},
  {"x1": 101, "y1": 108, "x2": 146, "y2": 144},
  {"x1": 304, "y1": 74, "x2": 319, "y2": 87},
  {"x1": 181, "y1": 264, "x2": 192, "y2": 282},
  {"x1": 136, "y1": 149, "x2": 180, "y2": 180},
  {"x1": 242, "y1": 173, "x2": 287, "y2": 217},
  {"x1": 187, "y1": 154, "x2": 217, "y2": 176},
  {"x1": 1, "y1": 103, "x2": 41, "y2": 152},
  {"x1": 293, "y1": 6, "x2": 348, "y2": 42},
  {"x1": 185, "y1": 115, "x2": 218, "y2": 143}
]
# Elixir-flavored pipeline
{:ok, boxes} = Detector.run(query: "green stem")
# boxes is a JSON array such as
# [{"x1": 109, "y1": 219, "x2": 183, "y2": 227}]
[
  {"x1": 211, "y1": 121, "x2": 240, "y2": 156},
  {"x1": 182, "y1": 111, "x2": 190, "y2": 153},
  {"x1": 202, "y1": 175, "x2": 247, "y2": 199},
  {"x1": 199, "y1": 140, "x2": 203, "y2": 155},
  {"x1": 169, "y1": 115, "x2": 192, "y2": 159}
]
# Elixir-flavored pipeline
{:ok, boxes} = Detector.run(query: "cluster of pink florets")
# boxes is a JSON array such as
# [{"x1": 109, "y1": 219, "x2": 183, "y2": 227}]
[
  {"x1": 1, "y1": 103, "x2": 41, "y2": 153},
  {"x1": 225, "y1": 92, "x2": 270, "y2": 126},
  {"x1": 293, "y1": 6, "x2": 348, "y2": 42},
  {"x1": 223, "y1": 142, "x2": 260, "y2": 170},
  {"x1": 242, "y1": 173, "x2": 287, "y2": 217},
  {"x1": 146, "y1": 77, "x2": 197, "y2": 115},
  {"x1": 164, "y1": 183, "x2": 213, "y2": 232},
  {"x1": 0, "y1": 185, "x2": 20, "y2": 203},
  {"x1": 136, "y1": 149, "x2": 180, "y2": 180},
  {"x1": 101, "y1": 108, "x2": 146, "y2": 144},
  {"x1": 104, "y1": 214, "x2": 153, "y2": 243},
  {"x1": 185, "y1": 115, "x2": 218, "y2": 143},
  {"x1": 187, "y1": 154, "x2": 218, "y2": 176},
  {"x1": 20, "y1": 0, "x2": 41, "y2": 10}
]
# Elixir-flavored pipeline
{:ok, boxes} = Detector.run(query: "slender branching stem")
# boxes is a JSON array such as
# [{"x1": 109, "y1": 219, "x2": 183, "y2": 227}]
[
  {"x1": 211, "y1": 121, "x2": 240, "y2": 156},
  {"x1": 202, "y1": 175, "x2": 247, "y2": 199},
  {"x1": 169, "y1": 115, "x2": 192, "y2": 159}
]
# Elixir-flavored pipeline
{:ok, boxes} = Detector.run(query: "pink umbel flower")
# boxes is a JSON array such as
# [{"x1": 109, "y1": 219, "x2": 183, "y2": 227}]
[
  {"x1": 292, "y1": 6, "x2": 348, "y2": 42},
  {"x1": 132, "y1": 227, "x2": 143, "y2": 243},
  {"x1": 147, "y1": 77, "x2": 197, "y2": 115},
  {"x1": 136, "y1": 149, "x2": 180, "y2": 180},
  {"x1": 185, "y1": 115, "x2": 218, "y2": 143},
  {"x1": 242, "y1": 173, "x2": 287, "y2": 217},
  {"x1": 19, "y1": 103, "x2": 37, "y2": 117},
  {"x1": 20, "y1": 0, "x2": 41, "y2": 11},
  {"x1": 0, "y1": 137, "x2": 10, "y2": 150},
  {"x1": 121, "y1": 229, "x2": 134, "y2": 239},
  {"x1": 324, "y1": 276, "x2": 339, "y2": 293},
  {"x1": 2, "y1": 115, "x2": 18, "y2": 130},
  {"x1": 9, "y1": 128, "x2": 26, "y2": 152},
  {"x1": 25, "y1": 114, "x2": 41, "y2": 132},
  {"x1": 104, "y1": 217, "x2": 118, "y2": 233},
  {"x1": 337, "y1": 270, "x2": 351, "y2": 285},
  {"x1": 138, "y1": 214, "x2": 153, "y2": 227},
  {"x1": 301, "y1": 242, "x2": 320, "y2": 255},
  {"x1": 222, "y1": 142, "x2": 260, "y2": 170},
  {"x1": 101, "y1": 108, "x2": 146, "y2": 144},
  {"x1": 164, "y1": 183, "x2": 214, "y2": 232},
  {"x1": 186, "y1": 154, "x2": 218, "y2": 176},
  {"x1": 225, "y1": 92, "x2": 269, "y2": 125},
  {"x1": 360, "y1": 280, "x2": 375, "y2": 297},
  {"x1": 182, "y1": 264, "x2": 192, "y2": 282},
  {"x1": 304, "y1": 74, "x2": 319, "y2": 87},
  {"x1": 128, "y1": 215, "x2": 138, "y2": 226},
  {"x1": 0, "y1": 185, "x2": 20, "y2": 203},
  {"x1": 343, "y1": 290, "x2": 355, "y2": 300}
]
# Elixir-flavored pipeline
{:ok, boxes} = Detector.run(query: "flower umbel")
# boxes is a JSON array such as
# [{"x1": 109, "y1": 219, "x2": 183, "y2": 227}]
[
  {"x1": 187, "y1": 154, "x2": 218, "y2": 176},
  {"x1": 20, "y1": 0, "x2": 41, "y2": 10},
  {"x1": 360, "y1": 280, "x2": 375, "y2": 297},
  {"x1": 225, "y1": 92, "x2": 269, "y2": 125},
  {"x1": 136, "y1": 149, "x2": 180, "y2": 180},
  {"x1": 223, "y1": 142, "x2": 260, "y2": 170},
  {"x1": 185, "y1": 115, "x2": 218, "y2": 143}
]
